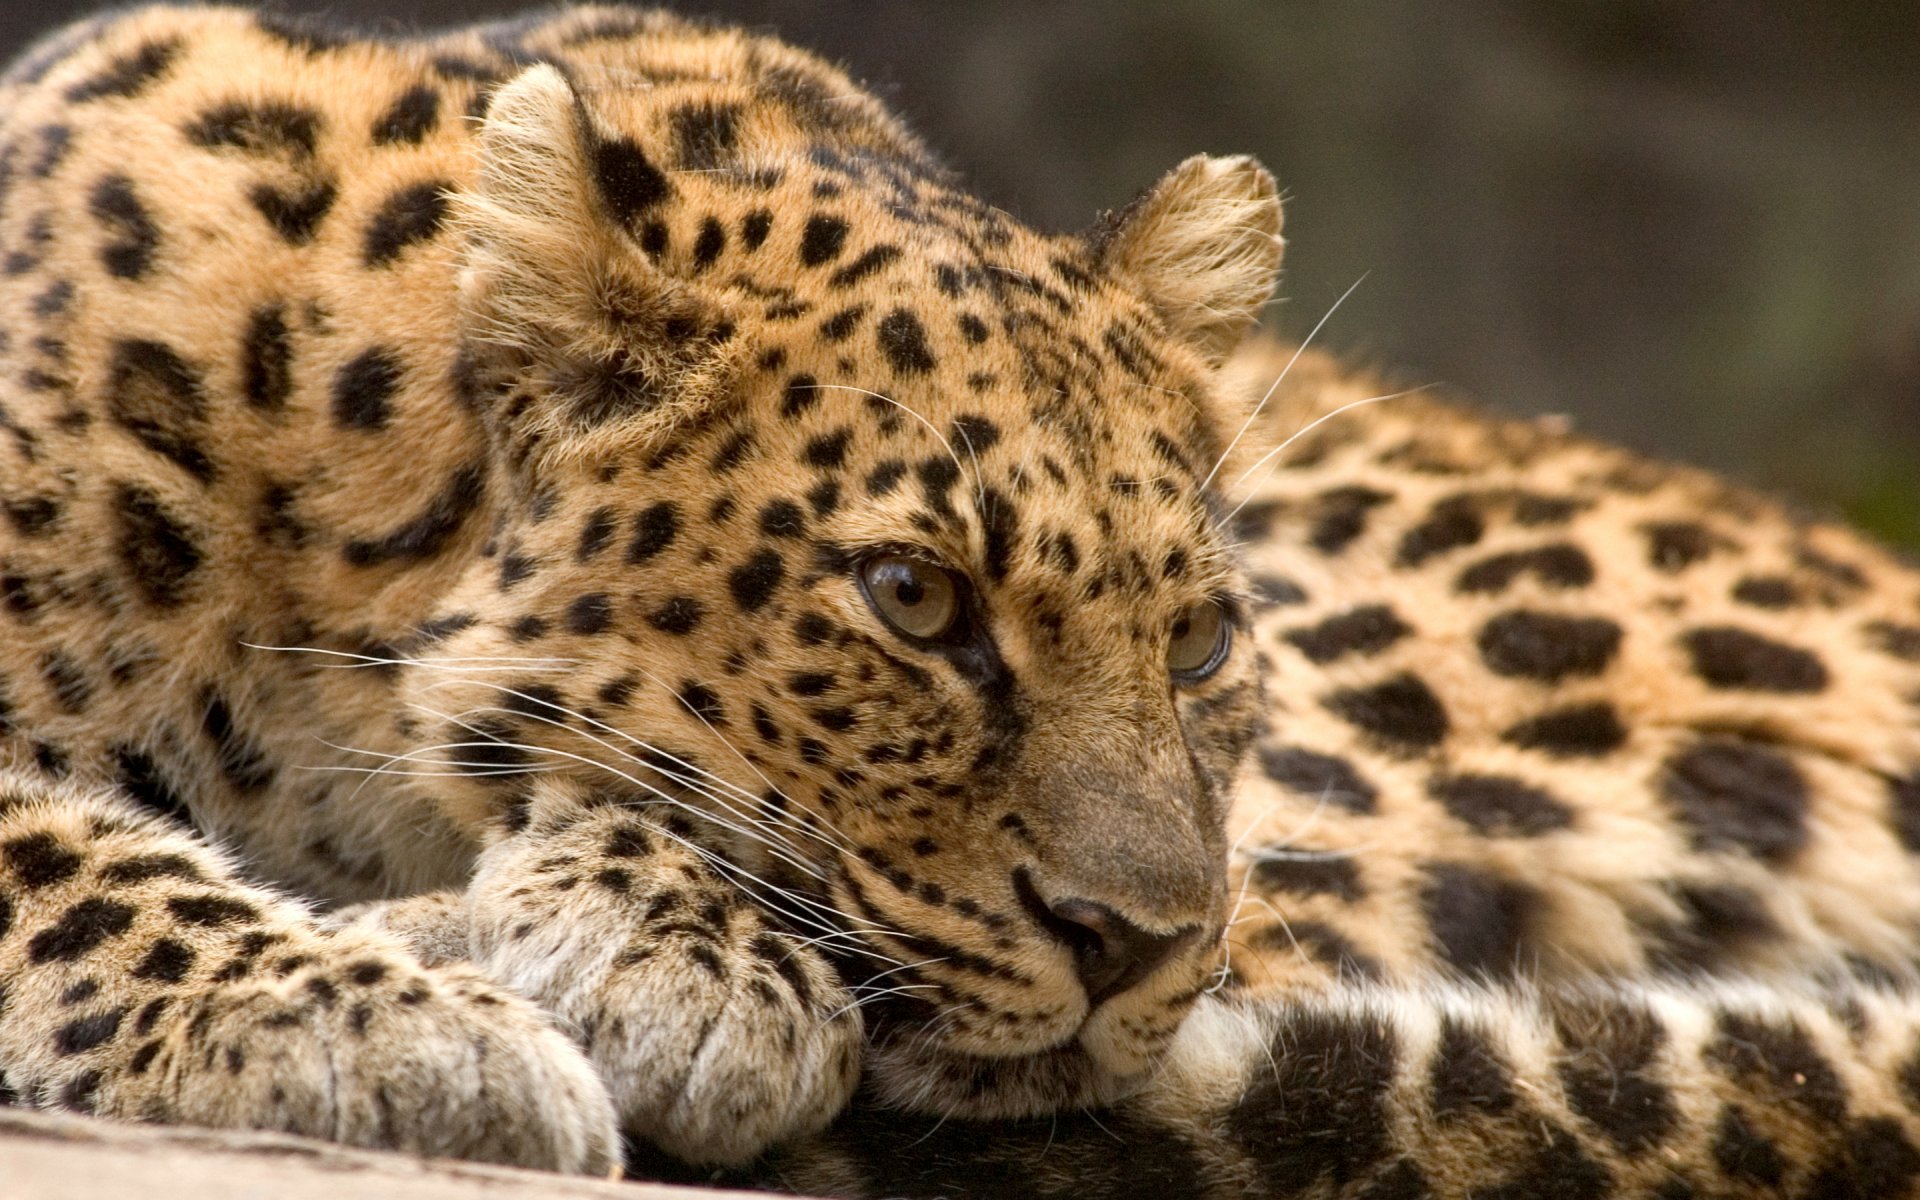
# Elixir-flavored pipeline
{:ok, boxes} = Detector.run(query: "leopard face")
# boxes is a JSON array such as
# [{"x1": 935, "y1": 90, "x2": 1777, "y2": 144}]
[
  {"x1": 401, "y1": 62, "x2": 1283, "y2": 1113},
  {"x1": 0, "y1": 3, "x2": 1281, "y2": 1125}
]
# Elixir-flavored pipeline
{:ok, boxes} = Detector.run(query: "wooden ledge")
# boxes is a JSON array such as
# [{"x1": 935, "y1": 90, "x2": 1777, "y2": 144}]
[{"x1": 0, "y1": 1107, "x2": 786, "y2": 1200}]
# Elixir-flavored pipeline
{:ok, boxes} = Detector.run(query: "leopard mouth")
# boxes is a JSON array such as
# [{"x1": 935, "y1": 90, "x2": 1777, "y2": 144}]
[
  {"x1": 823, "y1": 925, "x2": 1213, "y2": 1117},
  {"x1": 859, "y1": 1022, "x2": 1148, "y2": 1119},
  {"x1": 807, "y1": 850, "x2": 1219, "y2": 1116}
]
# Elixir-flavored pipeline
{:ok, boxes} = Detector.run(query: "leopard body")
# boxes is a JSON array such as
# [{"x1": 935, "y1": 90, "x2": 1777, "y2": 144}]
[{"x1": 2, "y1": 7, "x2": 1920, "y2": 1197}]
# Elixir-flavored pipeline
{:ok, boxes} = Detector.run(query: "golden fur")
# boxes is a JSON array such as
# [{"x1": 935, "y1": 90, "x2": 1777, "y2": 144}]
[{"x1": 3, "y1": 7, "x2": 1920, "y2": 1196}]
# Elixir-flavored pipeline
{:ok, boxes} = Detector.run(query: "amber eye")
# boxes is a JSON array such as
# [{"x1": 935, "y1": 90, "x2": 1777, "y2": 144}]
[
  {"x1": 1168, "y1": 602, "x2": 1230, "y2": 682},
  {"x1": 860, "y1": 555, "x2": 963, "y2": 641}
]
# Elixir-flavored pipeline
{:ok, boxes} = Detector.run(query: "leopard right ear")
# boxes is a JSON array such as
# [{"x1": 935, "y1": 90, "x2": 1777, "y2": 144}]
[{"x1": 452, "y1": 65, "x2": 742, "y2": 471}]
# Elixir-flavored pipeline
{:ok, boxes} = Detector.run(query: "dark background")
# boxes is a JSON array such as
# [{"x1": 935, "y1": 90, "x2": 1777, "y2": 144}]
[{"x1": 9, "y1": 1, "x2": 1918, "y2": 549}]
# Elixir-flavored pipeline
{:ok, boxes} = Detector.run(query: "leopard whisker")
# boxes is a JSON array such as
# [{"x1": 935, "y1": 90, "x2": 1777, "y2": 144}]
[
  {"x1": 314, "y1": 699, "x2": 845, "y2": 936},
  {"x1": 800, "y1": 381, "x2": 977, "y2": 502},
  {"x1": 1206, "y1": 814, "x2": 1277, "y2": 994},
  {"x1": 411, "y1": 706, "x2": 911, "y2": 958},
  {"x1": 1231, "y1": 780, "x2": 1357, "y2": 864},
  {"x1": 430, "y1": 678, "x2": 846, "y2": 858},
  {"x1": 296, "y1": 759, "x2": 559, "y2": 779},
  {"x1": 763, "y1": 927, "x2": 919, "y2": 962},
  {"x1": 1200, "y1": 271, "x2": 1367, "y2": 492},
  {"x1": 599, "y1": 665, "x2": 852, "y2": 851},
  {"x1": 1072, "y1": 1103, "x2": 1121, "y2": 1145},
  {"x1": 1227, "y1": 893, "x2": 1291, "y2": 927},
  {"x1": 844, "y1": 953, "x2": 948, "y2": 991},
  {"x1": 1220, "y1": 388, "x2": 1418, "y2": 526},
  {"x1": 1227, "y1": 892, "x2": 1317, "y2": 975},
  {"x1": 427, "y1": 707, "x2": 831, "y2": 886},
  {"x1": 1141, "y1": 992, "x2": 1282, "y2": 1090},
  {"x1": 1243, "y1": 845, "x2": 1372, "y2": 862},
  {"x1": 1210, "y1": 845, "x2": 1264, "y2": 996},
  {"x1": 902, "y1": 1102, "x2": 959, "y2": 1150},
  {"x1": 326, "y1": 710, "x2": 815, "y2": 890},
  {"x1": 831, "y1": 980, "x2": 947, "y2": 1022},
  {"x1": 241, "y1": 642, "x2": 578, "y2": 671},
  {"x1": 407, "y1": 666, "x2": 822, "y2": 848}
]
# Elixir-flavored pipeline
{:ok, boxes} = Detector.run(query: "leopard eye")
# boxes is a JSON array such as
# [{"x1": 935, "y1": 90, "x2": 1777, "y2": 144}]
[
  {"x1": 860, "y1": 555, "x2": 962, "y2": 641},
  {"x1": 1168, "y1": 601, "x2": 1229, "y2": 682}
]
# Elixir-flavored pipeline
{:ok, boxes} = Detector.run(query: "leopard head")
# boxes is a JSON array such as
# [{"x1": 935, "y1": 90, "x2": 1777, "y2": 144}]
[{"x1": 421, "y1": 58, "x2": 1282, "y2": 1117}]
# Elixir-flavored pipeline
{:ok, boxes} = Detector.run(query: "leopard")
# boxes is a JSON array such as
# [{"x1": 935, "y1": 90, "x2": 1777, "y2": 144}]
[
  {"x1": 4, "y1": 6, "x2": 1920, "y2": 1199},
  {"x1": 746, "y1": 341, "x2": 1920, "y2": 1197}
]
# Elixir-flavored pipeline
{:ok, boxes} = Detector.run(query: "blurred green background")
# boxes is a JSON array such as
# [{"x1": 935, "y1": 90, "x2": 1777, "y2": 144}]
[{"x1": 11, "y1": 2, "x2": 1918, "y2": 549}]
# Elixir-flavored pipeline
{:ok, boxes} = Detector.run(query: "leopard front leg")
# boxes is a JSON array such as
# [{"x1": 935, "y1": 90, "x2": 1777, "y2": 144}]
[
  {"x1": 467, "y1": 798, "x2": 862, "y2": 1166},
  {"x1": 0, "y1": 772, "x2": 617, "y2": 1173}
]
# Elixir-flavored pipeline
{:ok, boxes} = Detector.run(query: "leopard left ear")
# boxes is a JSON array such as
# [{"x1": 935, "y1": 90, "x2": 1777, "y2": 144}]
[
  {"x1": 1088, "y1": 155, "x2": 1284, "y2": 367},
  {"x1": 452, "y1": 64, "x2": 741, "y2": 471}
]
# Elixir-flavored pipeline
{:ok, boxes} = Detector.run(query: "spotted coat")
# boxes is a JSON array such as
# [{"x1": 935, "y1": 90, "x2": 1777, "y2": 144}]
[
  {"x1": 1, "y1": 6, "x2": 1920, "y2": 1198},
  {"x1": 750, "y1": 345, "x2": 1920, "y2": 1198}
]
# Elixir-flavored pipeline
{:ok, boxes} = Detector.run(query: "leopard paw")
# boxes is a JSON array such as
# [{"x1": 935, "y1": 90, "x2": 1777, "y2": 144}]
[
  {"x1": 96, "y1": 936, "x2": 619, "y2": 1173},
  {"x1": 470, "y1": 808, "x2": 862, "y2": 1165},
  {"x1": 0, "y1": 784, "x2": 616, "y2": 1173}
]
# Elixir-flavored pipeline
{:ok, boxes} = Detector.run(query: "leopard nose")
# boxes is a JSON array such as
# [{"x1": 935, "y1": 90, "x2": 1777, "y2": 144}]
[
  {"x1": 1016, "y1": 871, "x2": 1197, "y2": 1005},
  {"x1": 1050, "y1": 899, "x2": 1194, "y2": 1003}
]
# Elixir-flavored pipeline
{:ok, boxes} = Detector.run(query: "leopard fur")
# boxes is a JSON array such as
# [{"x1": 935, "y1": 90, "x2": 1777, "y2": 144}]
[
  {"x1": 3, "y1": 7, "x2": 1920, "y2": 1198},
  {"x1": 744, "y1": 342, "x2": 1920, "y2": 1198}
]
